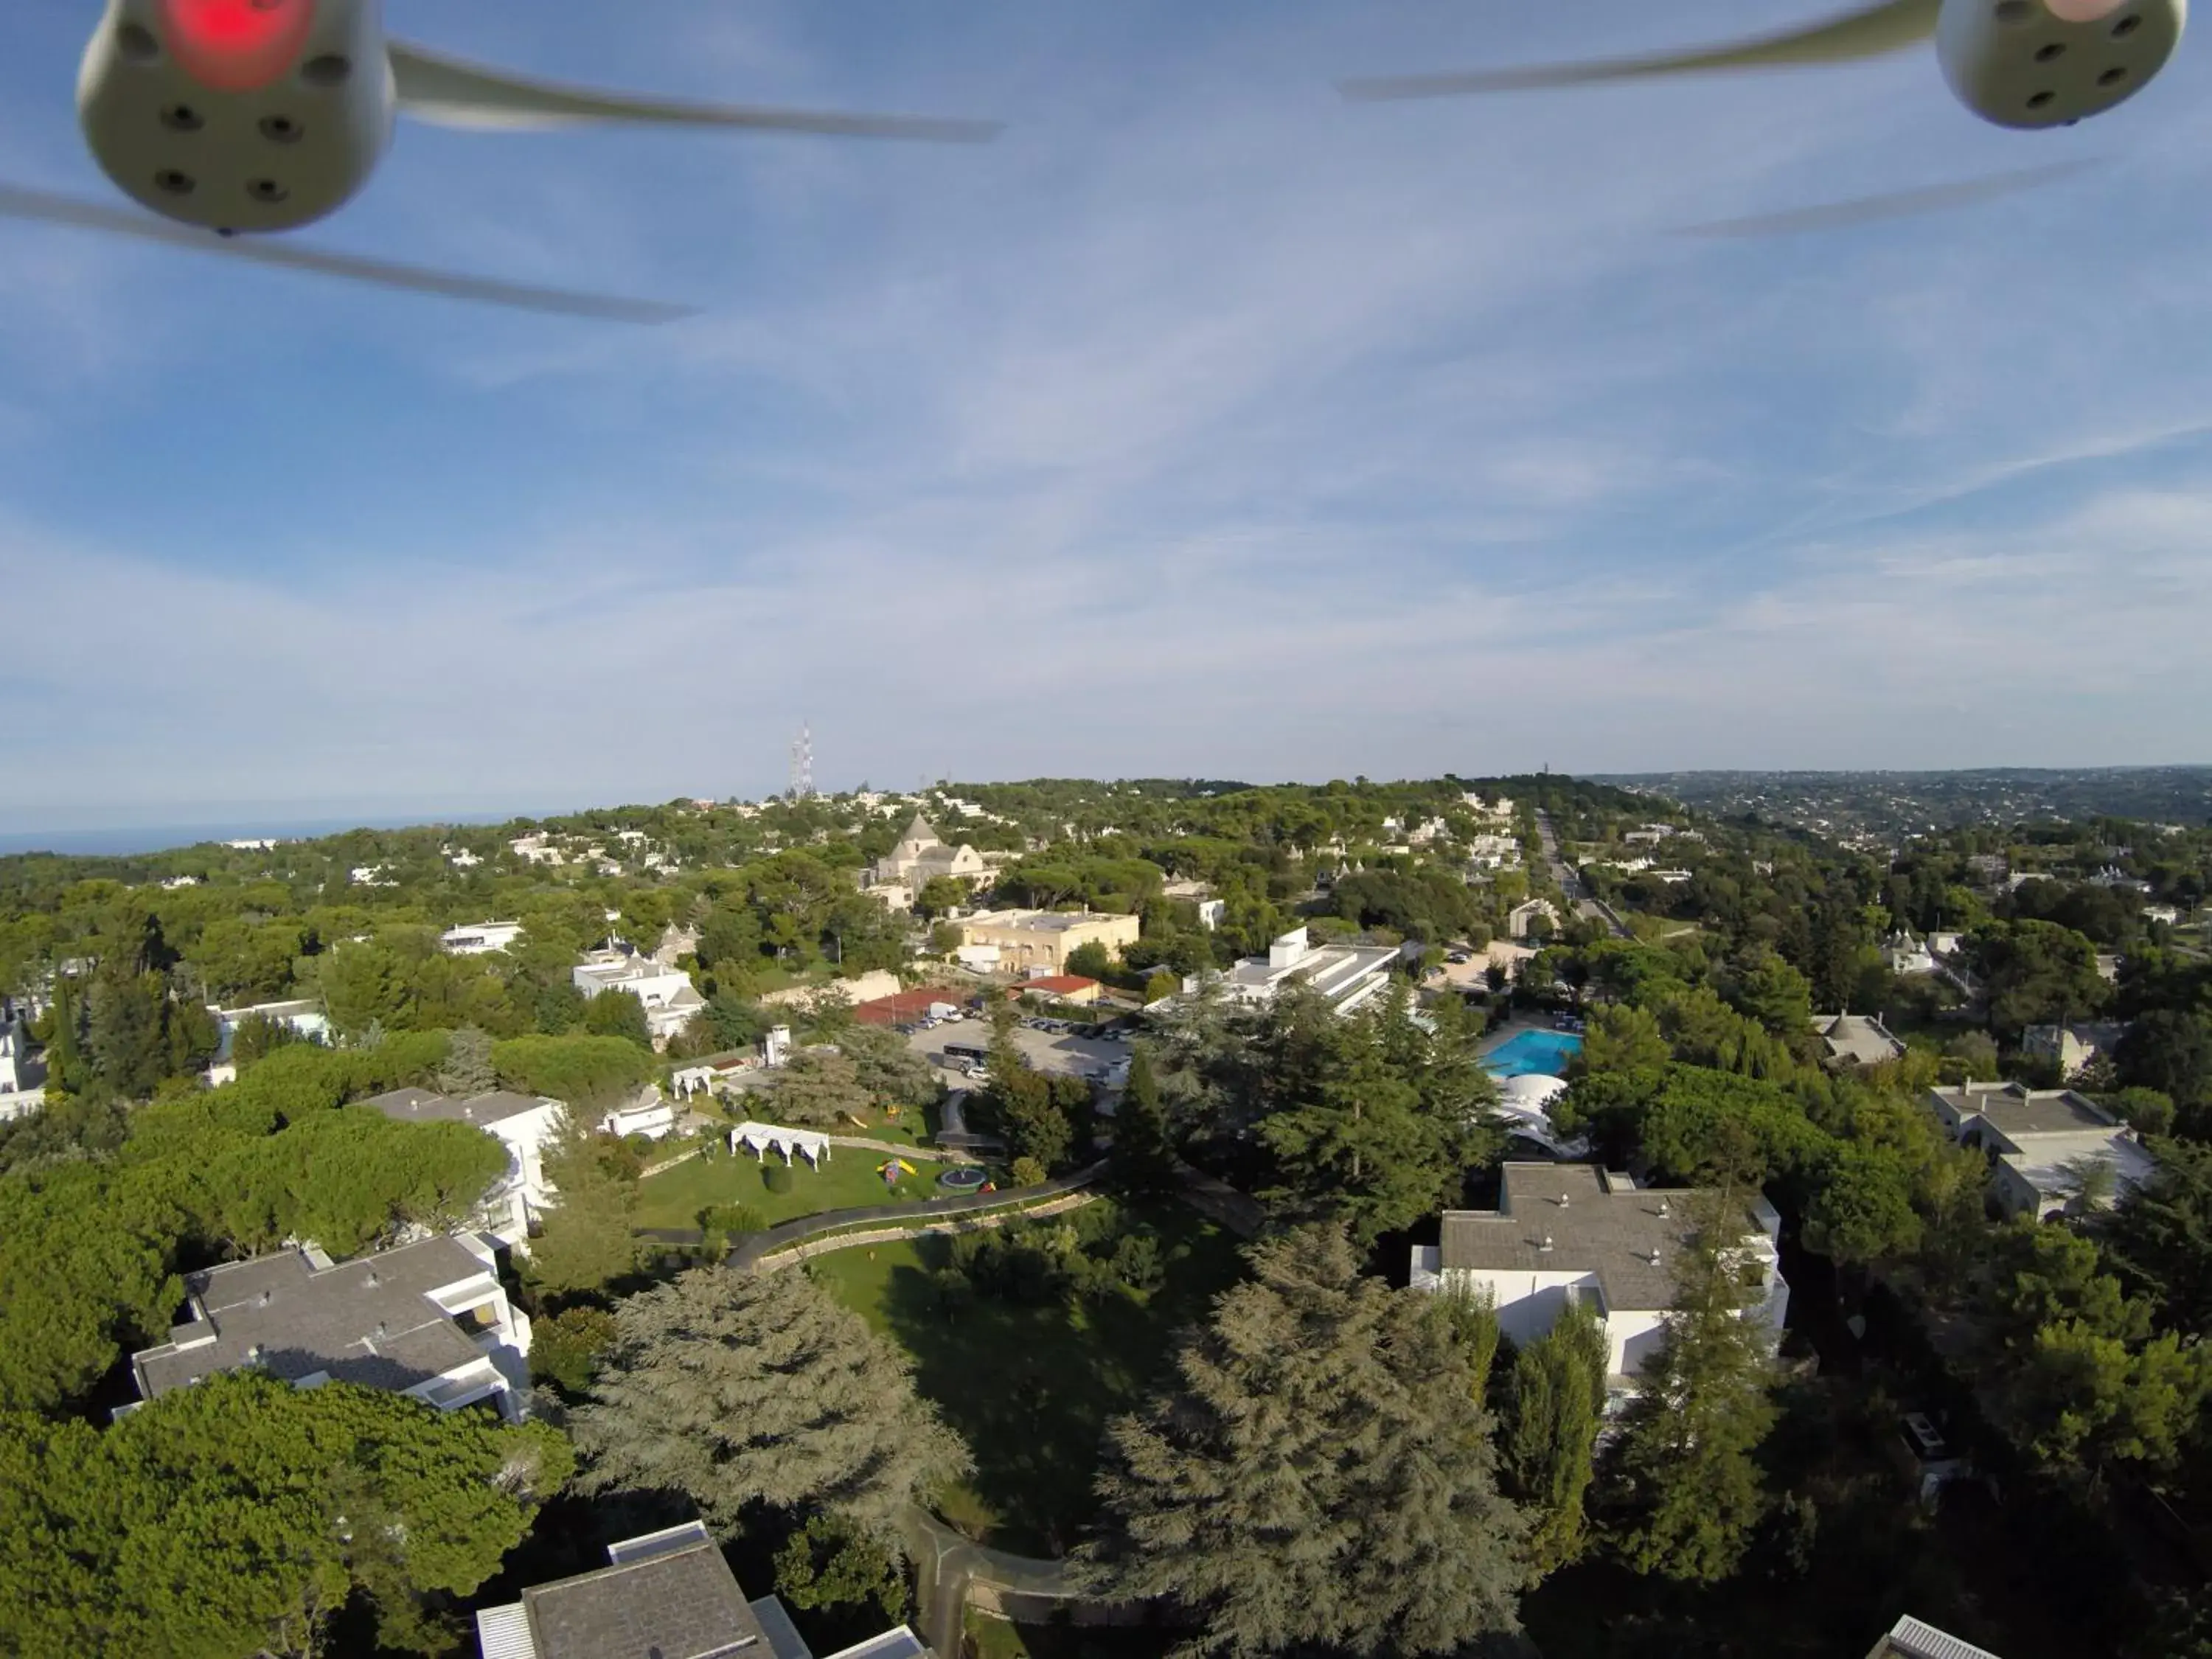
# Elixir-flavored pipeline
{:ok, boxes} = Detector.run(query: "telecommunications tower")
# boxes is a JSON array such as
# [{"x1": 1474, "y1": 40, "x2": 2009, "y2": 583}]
[{"x1": 789, "y1": 723, "x2": 815, "y2": 801}]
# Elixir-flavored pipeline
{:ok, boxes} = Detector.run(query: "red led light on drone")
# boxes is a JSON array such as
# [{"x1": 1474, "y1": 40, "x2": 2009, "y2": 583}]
[{"x1": 160, "y1": 0, "x2": 319, "y2": 92}]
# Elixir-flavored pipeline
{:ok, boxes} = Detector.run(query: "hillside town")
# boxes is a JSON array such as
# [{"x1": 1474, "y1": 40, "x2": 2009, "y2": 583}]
[{"x1": 1, "y1": 771, "x2": 2209, "y2": 1659}]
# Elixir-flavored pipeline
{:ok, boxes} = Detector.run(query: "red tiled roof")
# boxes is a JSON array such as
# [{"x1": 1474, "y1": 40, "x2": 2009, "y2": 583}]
[
  {"x1": 1016, "y1": 975, "x2": 1101, "y2": 996},
  {"x1": 854, "y1": 987, "x2": 968, "y2": 1024}
]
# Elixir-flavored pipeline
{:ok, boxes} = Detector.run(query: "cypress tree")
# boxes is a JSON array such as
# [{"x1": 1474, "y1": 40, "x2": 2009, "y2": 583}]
[
  {"x1": 1503, "y1": 1296, "x2": 1608, "y2": 1575},
  {"x1": 1110, "y1": 1041, "x2": 1175, "y2": 1193}
]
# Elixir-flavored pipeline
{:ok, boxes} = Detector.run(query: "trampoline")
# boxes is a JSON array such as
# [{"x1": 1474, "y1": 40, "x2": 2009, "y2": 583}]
[{"x1": 937, "y1": 1166, "x2": 989, "y2": 1193}]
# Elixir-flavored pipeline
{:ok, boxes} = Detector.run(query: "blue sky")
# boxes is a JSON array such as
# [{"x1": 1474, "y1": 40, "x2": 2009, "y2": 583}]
[{"x1": 3, "y1": 0, "x2": 2211, "y2": 833}]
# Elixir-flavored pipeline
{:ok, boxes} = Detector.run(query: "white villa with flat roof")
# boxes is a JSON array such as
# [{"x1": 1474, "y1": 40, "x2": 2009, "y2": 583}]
[
  {"x1": 0, "y1": 1014, "x2": 45, "y2": 1121},
  {"x1": 476, "y1": 1520, "x2": 928, "y2": 1659},
  {"x1": 1927, "y1": 1081, "x2": 2154, "y2": 1220},
  {"x1": 442, "y1": 920, "x2": 525, "y2": 956},
  {"x1": 1411, "y1": 1164, "x2": 1788, "y2": 1402},
  {"x1": 127, "y1": 1233, "x2": 532, "y2": 1422},
  {"x1": 361, "y1": 1088, "x2": 566, "y2": 1244},
  {"x1": 571, "y1": 950, "x2": 704, "y2": 1048},
  {"x1": 1225, "y1": 927, "x2": 1402, "y2": 1015}
]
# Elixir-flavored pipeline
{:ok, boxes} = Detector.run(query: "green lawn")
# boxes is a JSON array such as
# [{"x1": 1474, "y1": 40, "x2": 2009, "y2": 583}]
[
  {"x1": 634, "y1": 1147, "x2": 958, "y2": 1231},
  {"x1": 809, "y1": 1202, "x2": 1247, "y2": 1559},
  {"x1": 963, "y1": 1610, "x2": 1169, "y2": 1659}
]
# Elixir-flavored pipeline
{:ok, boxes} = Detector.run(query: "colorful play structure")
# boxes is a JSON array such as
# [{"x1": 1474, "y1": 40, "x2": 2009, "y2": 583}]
[{"x1": 877, "y1": 1157, "x2": 918, "y2": 1190}]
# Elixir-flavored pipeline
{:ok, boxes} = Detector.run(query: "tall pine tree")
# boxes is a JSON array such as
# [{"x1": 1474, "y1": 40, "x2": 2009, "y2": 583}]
[
  {"x1": 1598, "y1": 1194, "x2": 1780, "y2": 1584},
  {"x1": 1110, "y1": 1041, "x2": 1175, "y2": 1194},
  {"x1": 1085, "y1": 1223, "x2": 1526, "y2": 1658}
]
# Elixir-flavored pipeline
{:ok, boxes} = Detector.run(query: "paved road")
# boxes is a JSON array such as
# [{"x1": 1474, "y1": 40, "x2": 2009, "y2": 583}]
[
  {"x1": 902, "y1": 1504, "x2": 1088, "y2": 1658},
  {"x1": 1534, "y1": 809, "x2": 1630, "y2": 940}
]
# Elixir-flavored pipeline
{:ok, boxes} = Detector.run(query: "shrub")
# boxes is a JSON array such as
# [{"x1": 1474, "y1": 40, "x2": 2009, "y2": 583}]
[
  {"x1": 700, "y1": 1203, "x2": 768, "y2": 1236},
  {"x1": 1009, "y1": 1156, "x2": 1048, "y2": 1188},
  {"x1": 531, "y1": 1305, "x2": 618, "y2": 1397},
  {"x1": 1112, "y1": 1231, "x2": 1164, "y2": 1293},
  {"x1": 763, "y1": 1164, "x2": 795, "y2": 1195}
]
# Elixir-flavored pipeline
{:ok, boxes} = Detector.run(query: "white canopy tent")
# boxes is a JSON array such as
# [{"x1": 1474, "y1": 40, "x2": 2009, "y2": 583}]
[
  {"x1": 1491, "y1": 1073, "x2": 1590, "y2": 1160},
  {"x1": 728, "y1": 1121, "x2": 832, "y2": 1168}
]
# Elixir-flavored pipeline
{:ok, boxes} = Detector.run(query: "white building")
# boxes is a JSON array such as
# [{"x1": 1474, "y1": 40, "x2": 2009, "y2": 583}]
[
  {"x1": 441, "y1": 919, "x2": 525, "y2": 956},
  {"x1": 361, "y1": 1088, "x2": 566, "y2": 1243},
  {"x1": 869, "y1": 813, "x2": 990, "y2": 891},
  {"x1": 128, "y1": 1233, "x2": 532, "y2": 1422},
  {"x1": 0, "y1": 1016, "x2": 46, "y2": 1122},
  {"x1": 1509, "y1": 899, "x2": 1561, "y2": 941},
  {"x1": 602, "y1": 1091, "x2": 679, "y2": 1141},
  {"x1": 571, "y1": 950, "x2": 705, "y2": 1047},
  {"x1": 1467, "y1": 832, "x2": 1522, "y2": 869},
  {"x1": 1209, "y1": 926, "x2": 1402, "y2": 1017},
  {"x1": 1411, "y1": 1164, "x2": 1787, "y2": 1403},
  {"x1": 1810, "y1": 1013, "x2": 1907, "y2": 1069},
  {"x1": 1927, "y1": 1082, "x2": 2155, "y2": 1220},
  {"x1": 209, "y1": 999, "x2": 332, "y2": 1078},
  {"x1": 1884, "y1": 932, "x2": 1938, "y2": 976},
  {"x1": 2020, "y1": 1021, "x2": 2128, "y2": 1079},
  {"x1": 509, "y1": 833, "x2": 563, "y2": 866},
  {"x1": 475, "y1": 1519, "x2": 928, "y2": 1659}
]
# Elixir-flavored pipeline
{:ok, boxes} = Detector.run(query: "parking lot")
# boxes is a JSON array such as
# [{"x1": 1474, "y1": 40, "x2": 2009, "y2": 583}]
[{"x1": 901, "y1": 1012, "x2": 1134, "y2": 1090}]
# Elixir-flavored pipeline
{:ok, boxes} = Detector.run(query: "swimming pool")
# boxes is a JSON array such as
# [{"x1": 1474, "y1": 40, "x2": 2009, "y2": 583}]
[{"x1": 1484, "y1": 1028, "x2": 1585, "y2": 1079}]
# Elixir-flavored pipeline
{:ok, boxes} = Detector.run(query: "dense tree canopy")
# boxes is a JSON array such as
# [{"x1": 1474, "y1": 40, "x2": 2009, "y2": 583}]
[
  {"x1": 0, "y1": 1042, "x2": 505, "y2": 1413},
  {"x1": 0, "y1": 1371, "x2": 569, "y2": 1658},
  {"x1": 1085, "y1": 1224, "x2": 1527, "y2": 1658},
  {"x1": 571, "y1": 1264, "x2": 971, "y2": 1547}
]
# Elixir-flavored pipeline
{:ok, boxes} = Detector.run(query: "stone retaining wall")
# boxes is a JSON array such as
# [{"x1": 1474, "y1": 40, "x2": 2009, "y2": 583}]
[{"x1": 751, "y1": 1190, "x2": 1101, "y2": 1273}]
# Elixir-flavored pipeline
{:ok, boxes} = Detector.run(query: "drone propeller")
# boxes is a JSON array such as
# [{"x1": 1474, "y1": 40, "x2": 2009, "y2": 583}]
[
  {"x1": 387, "y1": 40, "x2": 1006, "y2": 143},
  {"x1": 1338, "y1": 0, "x2": 1940, "y2": 102},
  {"x1": 1670, "y1": 157, "x2": 2104, "y2": 237},
  {"x1": 0, "y1": 181, "x2": 697, "y2": 323}
]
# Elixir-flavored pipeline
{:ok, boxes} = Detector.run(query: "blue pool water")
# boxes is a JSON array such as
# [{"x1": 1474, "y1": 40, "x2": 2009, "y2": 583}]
[{"x1": 1484, "y1": 1029, "x2": 1585, "y2": 1079}]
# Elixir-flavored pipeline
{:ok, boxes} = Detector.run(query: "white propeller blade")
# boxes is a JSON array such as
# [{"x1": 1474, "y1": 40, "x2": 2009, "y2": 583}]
[
  {"x1": 1672, "y1": 158, "x2": 2104, "y2": 236},
  {"x1": 0, "y1": 181, "x2": 698, "y2": 323},
  {"x1": 387, "y1": 40, "x2": 1005, "y2": 143},
  {"x1": 1338, "y1": 0, "x2": 1941, "y2": 102}
]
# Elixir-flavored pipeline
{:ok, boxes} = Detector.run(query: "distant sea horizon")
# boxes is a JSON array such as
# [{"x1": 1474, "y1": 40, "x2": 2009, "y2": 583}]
[{"x1": 0, "y1": 808, "x2": 567, "y2": 860}]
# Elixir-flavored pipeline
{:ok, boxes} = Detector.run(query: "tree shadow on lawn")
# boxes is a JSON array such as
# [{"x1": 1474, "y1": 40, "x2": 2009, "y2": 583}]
[{"x1": 874, "y1": 1214, "x2": 1243, "y2": 1560}]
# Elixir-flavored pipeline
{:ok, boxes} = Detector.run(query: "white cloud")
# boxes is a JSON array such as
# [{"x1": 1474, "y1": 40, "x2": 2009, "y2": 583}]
[{"x1": 3, "y1": 0, "x2": 2212, "y2": 826}]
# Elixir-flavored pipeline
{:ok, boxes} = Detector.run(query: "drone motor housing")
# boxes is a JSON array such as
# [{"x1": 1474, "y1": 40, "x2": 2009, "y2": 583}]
[
  {"x1": 77, "y1": 0, "x2": 395, "y2": 234},
  {"x1": 1936, "y1": 0, "x2": 2185, "y2": 128}
]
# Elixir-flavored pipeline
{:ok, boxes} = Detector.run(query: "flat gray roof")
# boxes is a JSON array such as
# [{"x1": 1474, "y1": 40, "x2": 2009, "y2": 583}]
[
  {"x1": 132, "y1": 1236, "x2": 495, "y2": 1402},
  {"x1": 1930, "y1": 1082, "x2": 2114, "y2": 1137},
  {"x1": 520, "y1": 1537, "x2": 768, "y2": 1659},
  {"x1": 1440, "y1": 1164, "x2": 1746, "y2": 1312},
  {"x1": 976, "y1": 912, "x2": 1114, "y2": 932},
  {"x1": 360, "y1": 1088, "x2": 554, "y2": 1128}
]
